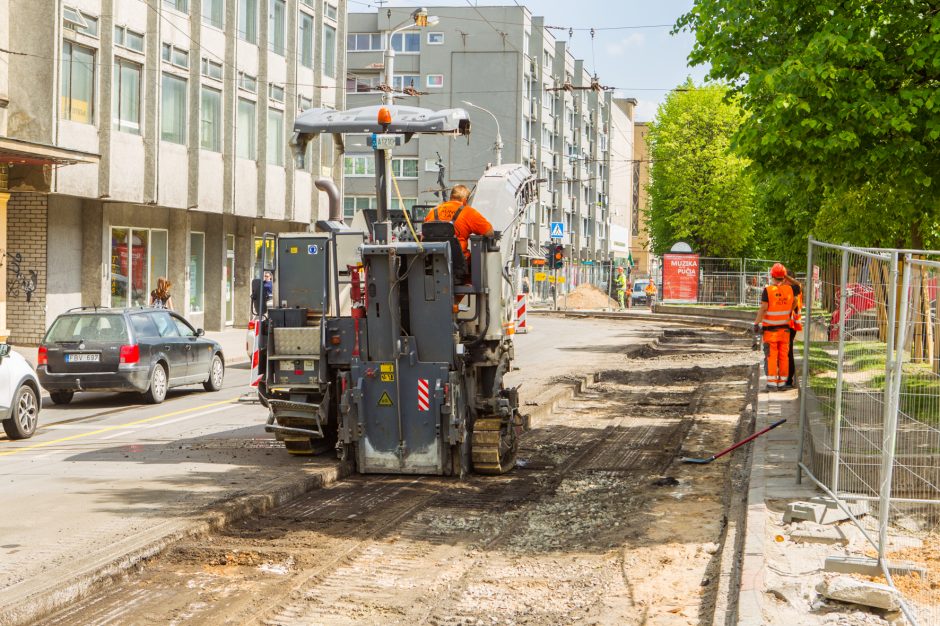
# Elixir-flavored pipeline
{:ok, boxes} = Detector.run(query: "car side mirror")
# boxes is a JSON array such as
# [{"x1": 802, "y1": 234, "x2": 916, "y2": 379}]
[
  {"x1": 0, "y1": 344, "x2": 10, "y2": 358},
  {"x1": 195, "y1": 328, "x2": 205, "y2": 337}
]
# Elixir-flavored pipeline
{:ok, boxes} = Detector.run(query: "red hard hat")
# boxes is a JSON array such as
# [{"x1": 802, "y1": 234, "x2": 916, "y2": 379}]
[{"x1": 770, "y1": 263, "x2": 787, "y2": 278}]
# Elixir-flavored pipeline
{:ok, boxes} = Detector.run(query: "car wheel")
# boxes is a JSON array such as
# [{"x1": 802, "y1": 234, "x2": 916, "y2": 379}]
[
  {"x1": 203, "y1": 354, "x2": 224, "y2": 392},
  {"x1": 143, "y1": 363, "x2": 168, "y2": 404},
  {"x1": 50, "y1": 391, "x2": 74, "y2": 405},
  {"x1": 3, "y1": 384, "x2": 39, "y2": 440}
]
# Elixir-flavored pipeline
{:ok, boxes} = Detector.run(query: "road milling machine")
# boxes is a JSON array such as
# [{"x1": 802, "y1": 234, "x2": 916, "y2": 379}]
[{"x1": 252, "y1": 104, "x2": 539, "y2": 476}]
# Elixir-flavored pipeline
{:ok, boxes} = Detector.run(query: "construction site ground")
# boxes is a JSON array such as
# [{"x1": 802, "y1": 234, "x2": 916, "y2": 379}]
[{"x1": 9, "y1": 318, "x2": 764, "y2": 626}]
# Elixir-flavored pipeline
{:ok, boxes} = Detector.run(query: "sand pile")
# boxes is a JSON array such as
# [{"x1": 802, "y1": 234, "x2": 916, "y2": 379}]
[{"x1": 558, "y1": 283, "x2": 619, "y2": 310}]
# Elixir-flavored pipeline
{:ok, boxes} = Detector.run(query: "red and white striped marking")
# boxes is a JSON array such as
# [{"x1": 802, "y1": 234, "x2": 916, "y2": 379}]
[
  {"x1": 248, "y1": 319, "x2": 263, "y2": 388},
  {"x1": 417, "y1": 378, "x2": 430, "y2": 411},
  {"x1": 515, "y1": 293, "x2": 528, "y2": 333}
]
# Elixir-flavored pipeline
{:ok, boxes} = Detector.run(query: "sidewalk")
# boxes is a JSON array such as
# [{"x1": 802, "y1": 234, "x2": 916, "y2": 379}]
[{"x1": 13, "y1": 327, "x2": 249, "y2": 369}]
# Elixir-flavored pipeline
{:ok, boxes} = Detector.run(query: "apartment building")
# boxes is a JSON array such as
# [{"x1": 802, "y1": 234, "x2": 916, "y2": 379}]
[
  {"x1": 1, "y1": 0, "x2": 346, "y2": 344},
  {"x1": 631, "y1": 121, "x2": 652, "y2": 276},
  {"x1": 343, "y1": 6, "x2": 633, "y2": 264}
]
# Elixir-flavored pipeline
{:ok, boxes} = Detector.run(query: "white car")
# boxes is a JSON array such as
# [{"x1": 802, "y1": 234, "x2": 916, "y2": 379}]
[{"x1": 0, "y1": 343, "x2": 41, "y2": 439}]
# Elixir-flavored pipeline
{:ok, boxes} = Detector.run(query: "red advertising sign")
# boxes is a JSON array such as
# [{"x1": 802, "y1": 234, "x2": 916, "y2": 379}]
[{"x1": 662, "y1": 253, "x2": 700, "y2": 303}]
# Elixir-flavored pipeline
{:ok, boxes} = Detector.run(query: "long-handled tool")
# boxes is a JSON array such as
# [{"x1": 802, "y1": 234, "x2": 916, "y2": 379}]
[{"x1": 681, "y1": 418, "x2": 786, "y2": 464}]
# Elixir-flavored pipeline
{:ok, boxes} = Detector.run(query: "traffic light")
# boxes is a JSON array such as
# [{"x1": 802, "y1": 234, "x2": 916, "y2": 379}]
[
  {"x1": 545, "y1": 244, "x2": 554, "y2": 267},
  {"x1": 552, "y1": 244, "x2": 565, "y2": 269}
]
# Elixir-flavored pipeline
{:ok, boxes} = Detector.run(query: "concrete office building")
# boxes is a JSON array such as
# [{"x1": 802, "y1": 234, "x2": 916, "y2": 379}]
[
  {"x1": 1, "y1": 0, "x2": 346, "y2": 344},
  {"x1": 344, "y1": 6, "x2": 633, "y2": 264}
]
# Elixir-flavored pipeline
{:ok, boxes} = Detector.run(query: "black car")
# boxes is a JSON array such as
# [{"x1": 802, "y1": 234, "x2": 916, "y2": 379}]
[{"x1": 37, "y1": 308, "x2": 225, "y2": 404}]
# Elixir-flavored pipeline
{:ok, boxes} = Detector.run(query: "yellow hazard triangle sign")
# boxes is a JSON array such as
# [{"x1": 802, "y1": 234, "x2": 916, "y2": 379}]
[{"x1": 378, "y1": 391, "x2": 394, "y2": 407}]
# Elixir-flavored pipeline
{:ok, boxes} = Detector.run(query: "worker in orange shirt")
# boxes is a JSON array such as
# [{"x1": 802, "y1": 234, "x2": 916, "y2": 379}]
[
  {"x1": 754, "y1": 263, "x2": 800, "y2": 391},
  {"x1": 424, "y1": 184, "x2": 494, "y2": 279}
]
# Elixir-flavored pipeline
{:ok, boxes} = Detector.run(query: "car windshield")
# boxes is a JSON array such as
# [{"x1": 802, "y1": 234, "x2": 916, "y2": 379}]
[{"x1": 45, "y1": 314, "x2": 129, "y2": 344}]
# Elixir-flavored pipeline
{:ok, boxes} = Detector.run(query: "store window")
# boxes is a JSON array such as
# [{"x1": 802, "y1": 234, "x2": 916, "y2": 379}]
[
  {"x1": 110, "y1": 227, "x2": 168, "y2": 308},
  {"x1": 112, "y1": 58, "x2": 141, "y2": 134},
  {"x1": 189, "y1": 232, "x2": 205, "y2": 313},
  {"x1": 60, "y1": 41, "x2": 96, "y2": 124}
]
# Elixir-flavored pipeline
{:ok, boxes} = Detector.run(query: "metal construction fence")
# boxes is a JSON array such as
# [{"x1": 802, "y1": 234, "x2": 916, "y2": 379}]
[
  {"x1": 649, "y1": 256, "x2": 785, "y2": 306},
  {"x1": 521, "y1": 263, "x2": 613, "y2": 306},
  {"x1": 798, "y1": 239, "x2": 940, "y2": 625}
]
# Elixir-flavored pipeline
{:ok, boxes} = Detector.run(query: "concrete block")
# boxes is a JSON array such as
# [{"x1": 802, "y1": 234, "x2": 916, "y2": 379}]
[
  {"x1": 783, "y1": 497, "x2": 868, "y2": 524},
  {"x1": 816, "y1": 575, "x2": 901, "y2": 611},
  {"x1": 824, "y1": 556, "x2": 927, "y2": 577}
]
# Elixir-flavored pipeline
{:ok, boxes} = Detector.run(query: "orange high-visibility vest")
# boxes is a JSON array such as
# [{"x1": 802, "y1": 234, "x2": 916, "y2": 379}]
[
  {"x1": 789, "y1": 292, "x2": 803, "y2": 331},
  {"x1": 763, "y1": 284, "x2": 795, "y2": 330}
]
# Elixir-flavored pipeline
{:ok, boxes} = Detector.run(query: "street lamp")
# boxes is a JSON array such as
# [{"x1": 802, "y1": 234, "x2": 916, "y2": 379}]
[
  {"x1": 461, "y1": 100, "x2": 502, "y2": 166},
  {"x1": 383, "y1": 8, "x2": 440, "y2": 106}
]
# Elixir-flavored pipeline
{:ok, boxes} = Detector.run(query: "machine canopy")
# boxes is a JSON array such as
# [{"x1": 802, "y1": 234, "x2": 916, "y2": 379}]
[{"x1": 294, "y1": 105, "x2": 471, "y2": 137}]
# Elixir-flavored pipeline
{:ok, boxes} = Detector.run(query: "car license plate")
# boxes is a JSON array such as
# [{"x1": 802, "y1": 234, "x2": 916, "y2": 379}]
[{"x1": 66, "y1": 353, "x2": 100, "y2": 363}]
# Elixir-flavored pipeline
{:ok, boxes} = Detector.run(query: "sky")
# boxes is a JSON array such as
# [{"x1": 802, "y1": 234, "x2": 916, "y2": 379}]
[{"x1": 348, "y1": 0, "x2": 710, "y2": 122}]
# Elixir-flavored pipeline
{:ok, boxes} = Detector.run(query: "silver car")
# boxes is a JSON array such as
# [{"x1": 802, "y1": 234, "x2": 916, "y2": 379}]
[{"x1": 0, "y1": 343, "x2": 41, "y2": 440}]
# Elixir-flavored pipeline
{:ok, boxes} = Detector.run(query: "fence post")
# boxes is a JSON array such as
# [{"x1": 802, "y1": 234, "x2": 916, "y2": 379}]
[
  {"x1": 797, "y1": 239, "x2": 815, "y2": 483},
  {"x1": 831, "y1": 248, "x2": 850, "y2": 493},
  {"x1": 878, "y1": 254, "x2": 910, "y2": 564}
]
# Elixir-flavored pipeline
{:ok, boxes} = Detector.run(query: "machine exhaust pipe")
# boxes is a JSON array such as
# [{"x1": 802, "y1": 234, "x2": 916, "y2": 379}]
[{"x1": 315, "y1": 177, "x2": 343, "y2": 222}]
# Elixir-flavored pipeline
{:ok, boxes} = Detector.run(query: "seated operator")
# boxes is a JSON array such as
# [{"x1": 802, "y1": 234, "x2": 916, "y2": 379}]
[{"x1": 424, "y1": 184, "x2": 494, "y2": 269}]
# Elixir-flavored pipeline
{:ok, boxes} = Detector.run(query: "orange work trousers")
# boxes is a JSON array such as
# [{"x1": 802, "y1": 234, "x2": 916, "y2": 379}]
[{"x1": 763, "y1": 329, "x2": 790, "y2": 388}]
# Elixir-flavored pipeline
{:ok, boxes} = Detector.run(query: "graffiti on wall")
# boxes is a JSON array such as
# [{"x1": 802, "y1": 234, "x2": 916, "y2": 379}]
[{"x1": 4, "y1": 252, "x2": 39, "y2": 302}]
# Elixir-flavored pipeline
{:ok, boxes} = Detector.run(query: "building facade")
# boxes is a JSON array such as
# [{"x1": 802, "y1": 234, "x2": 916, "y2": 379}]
[
  {"x1": 344, "y1": 6, "x2": 633, "y2": 265},
  {"x1": 2, "y1": 0, "x2": 346, "y2": 344}
]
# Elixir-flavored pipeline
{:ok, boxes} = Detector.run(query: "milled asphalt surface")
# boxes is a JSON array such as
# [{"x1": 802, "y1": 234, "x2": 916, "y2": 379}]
[{"x1": 0, "y1": 315, "x2": 681, "y2": 626}]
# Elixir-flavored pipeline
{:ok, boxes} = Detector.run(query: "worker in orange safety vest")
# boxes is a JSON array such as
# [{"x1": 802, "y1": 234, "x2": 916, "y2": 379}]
[
  {"x1": 754, "y1": 263, "x2": 801, "y2": 391},
  {"x1": 785, "y1": 268, "x2": 803, "y2": 387}
]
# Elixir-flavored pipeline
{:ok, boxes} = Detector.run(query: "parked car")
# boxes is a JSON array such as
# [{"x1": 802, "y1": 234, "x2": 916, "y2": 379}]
[
  {"x1": 631, "y1": 279, "x2": 652, "y2": 306},
  {"x1": 37, "y1": 308, "x2": 225, "y2": 405},
  {"x1": 0, "y1": 343, "x2": 41, "y2": 439}
]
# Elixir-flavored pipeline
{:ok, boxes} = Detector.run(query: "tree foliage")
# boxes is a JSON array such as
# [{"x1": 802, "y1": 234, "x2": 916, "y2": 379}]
[
  {"x1": 646, "y1": 80, "x2": 757, "y2": 257},
  {"x1": 677, "y1": 0, "x2": 940, "y2": 252}
]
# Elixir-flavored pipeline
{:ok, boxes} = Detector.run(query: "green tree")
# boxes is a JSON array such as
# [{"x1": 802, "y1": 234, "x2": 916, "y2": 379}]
[
  {"x1": 677, "y1": 1, "x2": 940, "y2": 252},
  {"x1": 647, "y1": 80, "x2": 756, "y2": 257}
]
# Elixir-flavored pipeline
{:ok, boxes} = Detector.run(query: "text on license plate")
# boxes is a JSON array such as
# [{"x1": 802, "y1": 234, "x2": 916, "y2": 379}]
[{"x1": 66, "y1": 353, "x2": 100, "y2": 363}]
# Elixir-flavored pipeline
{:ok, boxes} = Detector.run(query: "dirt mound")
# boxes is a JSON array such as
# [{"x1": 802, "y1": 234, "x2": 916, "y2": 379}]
[{"x1": 558, "y1": 283, "x2": 619, "y2": 310}]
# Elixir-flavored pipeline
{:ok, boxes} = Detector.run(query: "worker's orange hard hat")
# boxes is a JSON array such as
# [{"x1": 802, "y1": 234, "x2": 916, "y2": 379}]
[{"x1": 770, "y1": 263, "x2": 787, "y2": 279}]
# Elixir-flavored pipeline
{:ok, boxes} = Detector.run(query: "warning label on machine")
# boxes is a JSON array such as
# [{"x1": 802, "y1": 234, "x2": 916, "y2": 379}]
[
  {"x1": 378, "y1": 391, "x2": 394, "y2": 407},
  {"x1": 380, "y1": 363, "x2": 395, "y2": 373},
  {"x1": 380, "y1": 373, "x2": 395, "y2": 382}
]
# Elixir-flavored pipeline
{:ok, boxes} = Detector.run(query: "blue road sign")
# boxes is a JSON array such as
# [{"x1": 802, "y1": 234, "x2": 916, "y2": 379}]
[{"x1": 549, "y1": 222, "x2": 564, "y2": 239}]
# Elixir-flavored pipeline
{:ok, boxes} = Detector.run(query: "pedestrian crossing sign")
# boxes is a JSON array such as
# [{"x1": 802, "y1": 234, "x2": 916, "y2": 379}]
[{"x1": 549, "y1": 222, "x2": 564, "y2": 239}]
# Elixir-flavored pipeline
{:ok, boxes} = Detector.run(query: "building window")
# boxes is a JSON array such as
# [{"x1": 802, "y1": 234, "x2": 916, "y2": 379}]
[
  {"x1": 238, "y1": 0, "x2": 258, "y2": 43},
  {"x1": 189, "y1": 232, "x2": 205, "y2": 314},
  {"x1": 426, "y1": 74, "x2": 444, "y2": 89},
  {"x1": 343, "y1": 155, "x2": 375, "y2": 177},
  {"x1": 268, "y1": 0, "x2": 285, "y2": 55},
  {"x1": 392, "y1": 197, "x2": 417, "y2": 213},
  {"x1": 238, "y1": 71, "x2": 257, "y2": 93},
  {"x1": 202, "y1": 0, "x2": 224, "y2": 28},
  {"x1": 347, "y1": 32, "x2": 383, "y2": 52},
  {"x1": 237, "y1": 98, "x2": 256, "y2": 159},
  {"x1": 299, "y1": 12, "x2": 314, "y2": 68},
  {"x1": 164, "y1": 0, "x2": 188, "y2": 12},
  {"x1": 114, "y1": 26, "x2": 145, "y2": 52},
  {"x1": 201, "y1": 87, "x2": 222, "y2": 151},
  {"x1": 322, "y1": 24, "x2": 336, "y2": 78},
  {"x1": 324, "y1": 1, "x2": 337, "y2": 21},
  {"x1": 60, "y1": 41, "x2": 95, "y2": 124},
  {"x1": 112, "y1": 59, "x2": 141, "y2": 134},
  {"x1": 391, "y1": 158, "x2": 418, "y2": 179},
  {"x1": 110, "y1": 228, "x2": 168, "y2": 308},
  {"x1": 161, "y1": 73, "x2": 187, "y2": 144},
  {"x1": 343, "y1": 196, "x2": 375, "y2": 223},
  {"x1": 299, "y1": 0, "x2": 313, "y2": 6},
  {"x1": 427, "y1": 32, "x2": 443, "y2": 45},
  {"x1": 201, "y1": 57, "x2": 223, "y2": 81},
  {"x1": 298, "y1": 94, "x2": 312, "y2": 112},
  {"x1": 632, "y1": 162, "x2": 641, "y2": 237},
  {"x1": 268, "y1": 84, "x2": 285, "y2": 102},
  {"x1": 393, "y1": 74, "x2": 419, "y2": 90},
  {"x1": 267, "y1": 108, "x2": 284, "y2": 166},
  {"x1": 162, "y1": 43, "x2": 189, "y2": 68},
  {"x1": 346, "y1": 74, "x2": 378, "y2": 93},
  {"x1": 391, "y1": 32, "x2": 420, "y2": 53},
  {"x1": 63, "y1": 8, "x2": 99, "y2": 37}
]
